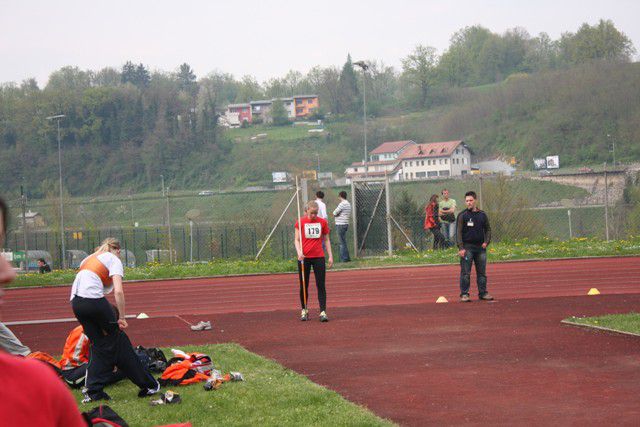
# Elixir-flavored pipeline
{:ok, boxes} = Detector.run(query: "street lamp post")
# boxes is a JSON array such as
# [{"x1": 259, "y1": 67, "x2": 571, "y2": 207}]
[
  {"x1": 354, "y1": 61, "x2": 369, "y2": 177},
  {"x1": 46, "y1": 114, "x2": 66, "y2": 269}
]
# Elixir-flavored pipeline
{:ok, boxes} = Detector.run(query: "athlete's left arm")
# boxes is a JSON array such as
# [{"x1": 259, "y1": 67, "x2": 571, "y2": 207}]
[
  {"x1": 113, "y1": 275, "x2": 127, "y2": 328},
  {"x1": 483, "y1": 213, "x2": 492, "y2": 248}
]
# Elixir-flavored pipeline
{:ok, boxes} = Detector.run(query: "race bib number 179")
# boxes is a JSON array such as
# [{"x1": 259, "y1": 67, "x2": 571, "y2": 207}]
[{"x1": 304, "y1": 223, "x2": 322, "y2": 239}]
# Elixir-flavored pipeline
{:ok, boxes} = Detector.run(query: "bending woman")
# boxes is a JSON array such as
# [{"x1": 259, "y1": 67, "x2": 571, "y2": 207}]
[{"x1": 70, "y1": 237, "x2": 159, "y2": 402}]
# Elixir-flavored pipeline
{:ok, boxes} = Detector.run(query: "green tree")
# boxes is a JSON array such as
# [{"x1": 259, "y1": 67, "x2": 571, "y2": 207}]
[
  {"x1": 337, "y1": 54, "x2": 359, "y2": 114},
  {"x1": 401, "y1": 45, "x2": 438, "y2": 108},
  {"x1": 270, "y1": 99, "x2": 288, "y2": 126},
  {"x1": 559, "y1": 19, "x2": 635, "y2": 64},
  {"x1": 235, "y1": 75, "x2": 263, "y2": 102},
  {"x1": 176, "y1": 63, "x2": 197, "y2": 94}
]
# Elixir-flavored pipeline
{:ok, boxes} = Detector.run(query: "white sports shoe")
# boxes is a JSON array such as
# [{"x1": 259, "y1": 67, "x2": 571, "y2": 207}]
[
  {"x1": 300, "y1": 309, "x2": 309, "y2": 321},
  {"x1": 191, "y1": 321, "x2": 212, "y2": 331}
]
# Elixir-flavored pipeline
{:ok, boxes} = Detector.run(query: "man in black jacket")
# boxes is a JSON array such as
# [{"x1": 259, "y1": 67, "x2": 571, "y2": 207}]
[{"x1": 456, "y1": 191, "x2": 494, "y2": 302}]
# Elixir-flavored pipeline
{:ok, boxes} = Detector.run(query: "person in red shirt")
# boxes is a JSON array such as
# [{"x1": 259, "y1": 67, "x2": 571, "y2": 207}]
[
  {"x1": 0, "y1": 197, "x2": 86, "y2": 427},
  {"x1": 424, "y1": 194, "x2": 447, "y2": 250},
  {"x1": 295, "y1": 201, "x2": 333, "y2": 322}
]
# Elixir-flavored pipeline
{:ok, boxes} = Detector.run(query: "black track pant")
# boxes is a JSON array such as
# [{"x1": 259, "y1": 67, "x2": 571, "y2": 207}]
[
  {"x1": 298, "y1": 257, "x2": 326, "y2": 312},
  {"x1": 71, "y1": 296, "x2": 156, "y2": 397}
]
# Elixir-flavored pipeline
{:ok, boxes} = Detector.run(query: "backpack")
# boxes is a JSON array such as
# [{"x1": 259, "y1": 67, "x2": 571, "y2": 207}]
[{"x1": 135, "y1": 346, "x2": 168, "y2": 373}]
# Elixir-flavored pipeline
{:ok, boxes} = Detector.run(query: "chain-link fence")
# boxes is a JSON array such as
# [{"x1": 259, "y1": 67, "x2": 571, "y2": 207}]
[{"x1": 3, "y1": 169, "x2": 639, "y2": 268}]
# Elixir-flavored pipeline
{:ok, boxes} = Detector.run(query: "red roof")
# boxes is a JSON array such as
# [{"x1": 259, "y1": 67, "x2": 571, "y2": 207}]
[
  {"x1": 370, "y1": 140, "x2": 415, "y2": 155},
  {"x1": 399, "y1": 140, "x2": 464, "y2": 159}
]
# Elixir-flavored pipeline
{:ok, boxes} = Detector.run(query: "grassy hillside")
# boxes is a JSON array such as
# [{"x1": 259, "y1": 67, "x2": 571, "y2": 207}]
[{"x1": 209, "y1": 62, "x2": 640, "y2": 188}]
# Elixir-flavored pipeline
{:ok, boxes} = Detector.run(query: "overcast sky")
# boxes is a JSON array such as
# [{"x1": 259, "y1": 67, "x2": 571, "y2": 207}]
[{"x1": 1, "y1": 0, "x2": 638, "y2": 87}]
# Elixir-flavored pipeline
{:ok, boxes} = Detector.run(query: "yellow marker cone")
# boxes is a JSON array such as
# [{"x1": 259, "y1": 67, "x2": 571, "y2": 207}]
[
  {"x1": 587, "y1": 288, "x2": 600, "y2": 296},
  {"x1": 436, "y1": 296, "x2": 448, "y2": 303},
  {"x1": 137, "y1": 312, "x2": 150, "y2": 319}
]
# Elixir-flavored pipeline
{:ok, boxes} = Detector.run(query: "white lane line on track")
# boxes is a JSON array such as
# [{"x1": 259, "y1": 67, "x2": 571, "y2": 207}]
[{"x1": 4, "y1": 314, "x2": 137, "y2": 326}]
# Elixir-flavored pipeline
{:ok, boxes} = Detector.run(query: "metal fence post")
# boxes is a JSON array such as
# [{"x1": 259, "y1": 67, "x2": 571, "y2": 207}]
[
  {"x1": 604, "y1": 163, "x2": 610, "y2": 242},
  {"x1": 385, "y1": 177, "x2": 393, "y2": 256},
  {"x1": 567, "y1": 209, "x2": 573, "y2": 239},
  {"x1": 351, "y1": 181, "x2": 358, "y2": 258}
]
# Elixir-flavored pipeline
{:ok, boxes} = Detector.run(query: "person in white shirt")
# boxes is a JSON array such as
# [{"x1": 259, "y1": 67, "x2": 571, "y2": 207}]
[
  {"x1": 70, "y1": 237, "x2": 159, "y2": 402},
  {"x1": 332, "y1": 191, "x2": 352, "y2": 262},
  {"x1": 315, "y1": 191, "x2": 328, "y2": 219}
]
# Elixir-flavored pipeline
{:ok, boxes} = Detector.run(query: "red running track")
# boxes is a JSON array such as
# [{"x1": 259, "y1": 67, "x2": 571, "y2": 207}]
[
  {"x1": 4, "y1": 257, "x2": 640, "y2": 426},
  {"x1": 4, "y1": 257, "x2": 640, "y2": 323}
]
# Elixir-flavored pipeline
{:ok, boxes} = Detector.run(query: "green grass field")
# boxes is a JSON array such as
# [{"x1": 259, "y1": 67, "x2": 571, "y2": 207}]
[
  {"x1": 565, "y1": 313, "x2": 640, "y2": 335},
  {"x1": 72, "y1": 344, "x2": 392, "y2": 427}
]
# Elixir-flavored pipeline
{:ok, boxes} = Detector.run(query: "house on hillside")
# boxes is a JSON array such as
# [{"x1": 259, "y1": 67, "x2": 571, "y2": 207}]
[
  {"x1": 345, "y1": 140, "x2": 472, "y2": 182},
  {"x1": 225, "y1": 96, "x2": 316, "y2": 125},
  {"x1": 369, "y1": 140, "x2": 416, "y2": 162},
  {"x1": 225, "y1": 103, "x2": 252, "y2": 126},
  {"x1": 15, "y1": 210, "x2": 46, "y2": 228},
  {"x1": 398, "y1": 140, "x2": 472, "y2": 180},
  {"x1": 249, "y1": 100, "x2": 272, "y2": 123},
  {"x1": 293, "y1": 95, "x2": 319, "y2": 118}
]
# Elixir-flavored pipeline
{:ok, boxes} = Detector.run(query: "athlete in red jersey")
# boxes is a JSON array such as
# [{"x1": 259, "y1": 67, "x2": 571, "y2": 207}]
[{"x1": 295, "y1": 200, "x2": 333, "y2": 322}]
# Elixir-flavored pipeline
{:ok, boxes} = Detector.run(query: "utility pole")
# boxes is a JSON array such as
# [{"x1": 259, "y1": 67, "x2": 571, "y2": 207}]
[
  {"x1": 354, "y1": 61, "x2": 369, "y2": 177},
  {"x1": 20, "y1": 185, "x2": 28, "y2": 271},
  {"x1": 161, "y1": 175, "x2": 165, "y2": 197}
]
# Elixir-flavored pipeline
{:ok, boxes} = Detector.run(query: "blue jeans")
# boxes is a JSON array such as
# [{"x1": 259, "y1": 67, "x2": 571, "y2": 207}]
[
  {"x1": 336, "y1": 224, "x2": 350, "y2": 262},
  {"x1": 459, "y1": 245, "x2": 488, "y2": 296},
  {"x1": 441, "y1": 221, "x2": 455, "y2": 246}
]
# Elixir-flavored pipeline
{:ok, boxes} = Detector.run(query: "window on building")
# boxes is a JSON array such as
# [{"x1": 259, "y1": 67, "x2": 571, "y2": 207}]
[
  {"x1": 416, "y1": 171, "x2": 426, "y2": 178},
  {"x1": 427, "y1": 171, "x2": 438, "y2": 177},
  {"x1": 308, "y1": 99, "x2": 313, "y2": 104},
  {"x1": 463, "y1": 158, "x2": 467, "y2": 164},
  {"x1": 439, "y1": 170, "x2": 450, "y2": 176},
  {"x1": 421, "y1": 160, "x2": 424, "y2": 166},
  {"x1": 405, "y1": 173, "x2": 409, "y2": 179},
  {"x1": 444, "y1": 159, "x2": 448, "y2": 164}
]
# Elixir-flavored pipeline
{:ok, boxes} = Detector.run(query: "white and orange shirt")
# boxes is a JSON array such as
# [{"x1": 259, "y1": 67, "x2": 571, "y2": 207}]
[{"x1": 70, "y1": 252, "x2": 123, "y2": 299}]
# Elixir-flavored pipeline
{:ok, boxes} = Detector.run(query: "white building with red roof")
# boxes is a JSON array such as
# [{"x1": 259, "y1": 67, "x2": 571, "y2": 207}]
[
  {"x1": 398, "y1": 140, "x2": 472, "y2": 180},
  {"x1": 345, "y1": 139, "x2": 472, "y2": 182}
]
